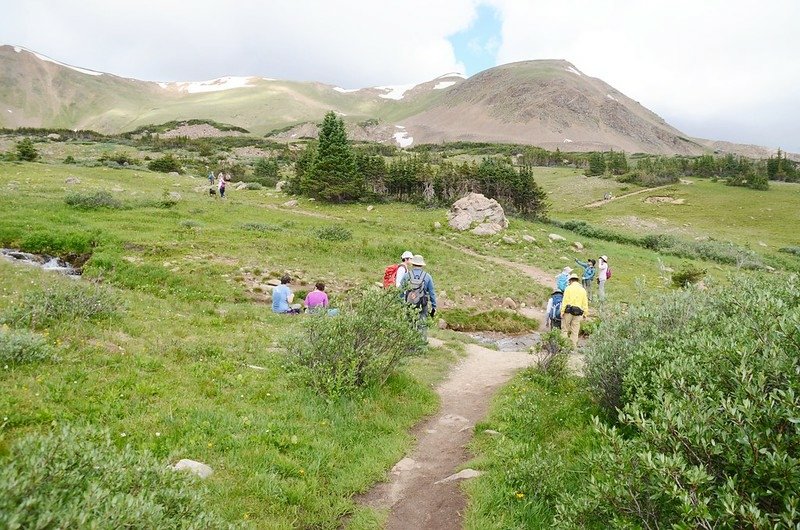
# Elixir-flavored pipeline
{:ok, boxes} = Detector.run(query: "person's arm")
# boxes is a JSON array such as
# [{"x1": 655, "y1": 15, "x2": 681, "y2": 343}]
[
  {"x1": 426, "y1": 274, "x2": 437, "y2": 309},
  {"x1": 395, "y1": 265, "x2": 406, "y2": 288},
  {"x1": 575, "y1": 259, "x2": 588, "y2": 268},
  {"x1": 322, "y1": 292, "x2": 329, "y2": 307}
]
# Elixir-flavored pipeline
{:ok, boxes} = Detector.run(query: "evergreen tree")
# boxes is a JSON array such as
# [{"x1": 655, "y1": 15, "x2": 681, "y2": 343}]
[
  {"x1": 16, "y1": 138, "x2": 39, "y2": 162},
  {"x1": 306, "y1": 112, "x2": 362, "y2": 202},
  {"x1": 585, "y1": 152, "x2": 606, "y2": 176}
]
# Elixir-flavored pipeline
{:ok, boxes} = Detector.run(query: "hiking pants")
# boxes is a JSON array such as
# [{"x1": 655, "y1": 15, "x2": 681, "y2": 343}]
[
  {"x1": 598, "y1": 280, "x2": 606, "y2": 301},
  {"x1": 582, "y1": 279, "x2": 593, "y2": 301},
  {"x1": 562, "y1": 313, "x2": 582, "y2": 349}
]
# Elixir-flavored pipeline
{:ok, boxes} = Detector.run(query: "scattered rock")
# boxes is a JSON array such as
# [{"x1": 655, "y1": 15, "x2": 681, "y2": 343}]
[
  {"x1": 168, "y1": 192, "x2": 181, "y2": 201},
  {"x1": 758, "y1": 241, "x2": 767, "y2": 247},
  {"x1": 447, "y1": 192, "x2": 508, "y2": 235},
  {"x1": 112, "y1": 186, "x2": 124, "y2": 192},
  {"x1": 366, "y1": 205, "x2": 374, "y2": 212},
  {"x1": 483, "y1": 429, "x2": 501, "y2": 436},
  {"x1": 434, "y1": 468, "x2": 482, "y2": 484},
  {"x1": 282, "y1": 200, "x2": 298, "y2": 208},
  {"x1": 502, "y1": 297, "x2": 517, "y2": 310},
  {"x1": 434, "y1": 221, "x2": 442, "y2": 229},
  {"x1": 765, "y1": 265, "x2": 776, "y2": 272},
  {"x1": 168, "y1": 172, "x2": 180, "y2": 177},
  {"x1": 502, "y1": 236, "x2": 517, "y2": 245},
  {"x1": 392, "y1": 457, "x2": 421, "y2": 473},
  {"x1": 522, "y1": 234, "x2": 536, "y2": 243},
  {"x1": 47, "y1": 133, "x2": 61, "y2": 140},
  {"x1": 275, "y1": 180, "x2": 287, "y2": 191},
  {"x1": 65, "y1": 176, "x2": 80, "y2": 185},
  {"x1": 235, "y1": 182, "x2": 247, "y2": 190},
  {"x1": 548, "y1": 233, "x2": 566, "y2": 242},
  {"x1": 439, "y1": 414, "x2": 469, "y2": 426},
  {"x1": 437, "y1": 318, "x2": 448, "y2": 330},
  {"x1": 266, "y1": 279, "x2": 281, "y2": 286},
  {"x1": 173, "y1": 459, "x2": 213, "y2": 479},
  {"x1": 573, "y1": 241, "x2": 584, "y2": 250}
]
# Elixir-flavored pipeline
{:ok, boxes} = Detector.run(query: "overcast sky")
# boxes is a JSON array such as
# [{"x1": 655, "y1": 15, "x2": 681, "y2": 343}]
[{"x1": 2, "y1": 0, "x2": 798, "y2": 151}]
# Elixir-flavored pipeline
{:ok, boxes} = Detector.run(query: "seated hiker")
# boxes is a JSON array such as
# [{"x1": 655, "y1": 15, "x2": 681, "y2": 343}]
[
  {"x1": 545, "y1": 289, "x2": 564, "y2": 330},
  {"x1": 304, "y1": 282, "x2": 329, "y2": 311},
  {"x1": 272, "y1": 274, "x2": 300, "y2": 314}
]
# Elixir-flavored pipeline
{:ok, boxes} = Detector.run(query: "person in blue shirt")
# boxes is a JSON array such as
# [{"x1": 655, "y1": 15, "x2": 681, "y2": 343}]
[
  {"x1": 555, "y1": 266, "x2": 573, "y2": 292},
  {"x1": 404, "y1": 254, "x2": 437, "y2": 339},
  {"x1": 575, "y1": 258, "x2": 596, "y2": 301},
  {"x1": 272, "y1": 274, "x2": 300, "y2": 314}
]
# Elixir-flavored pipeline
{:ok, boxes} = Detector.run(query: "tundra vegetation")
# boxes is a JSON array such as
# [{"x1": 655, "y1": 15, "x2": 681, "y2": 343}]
[{"x1": 0, "y1": 124, "x2": 798, "y2": 528}]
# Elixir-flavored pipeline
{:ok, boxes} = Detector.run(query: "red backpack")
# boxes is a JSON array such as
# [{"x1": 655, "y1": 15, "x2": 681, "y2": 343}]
[{"x1": 383, "y1": 264, "x2": 401, "y2": 288}]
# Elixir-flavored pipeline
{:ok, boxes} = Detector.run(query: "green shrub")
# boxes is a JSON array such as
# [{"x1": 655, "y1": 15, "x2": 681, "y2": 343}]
[
  {"x1": 15, "y1": 138, "x2": 39, "y2": 161},
  {"x1": 64, "y1": 191, "x2": 124, "y2": 210},
  {"x1": 535, "y1": 329, "x2": 569, "y2": 378},
  {"x1": 241, "y1": 222, "x2": 283, "y2": 232},
  {"x1": 671, "y1": 263, "x2": 707, "y2": 287},
  {"x1": 284, "y1": 288, "x2": 426, "y2": 397},
  {"x1": 63, "y1": 155, "x2": 76, "y2": 164},
  {"x1": 179, "y1": 220, "x2": 202, "y2": 229},
  {"x1": 243, "y1": 182, "x2": 263, "y2": 190},
  {"x1": 441, "y1": 309, "x2": 539, "y2": 333},
  {"x1": 2, "y1": 283, "x2": 120, "y2": 329},
  {"x1": 315, "y1": 225, "x2": 353, "y2": 241},
  {"x1": 0, "y1": 328, "x2": 56, "y2": 364},
  {"x1": 147, "y1": 154, "x2": 182, "y2": 173},
  {"x1": 779, "y1": 246, "x2": 800, "y2": 257},
  {"x1": 0, "y1": 426, "x2": 232, "y2": 528},
  {"x1": 566, "y1": 275, "x2": 800, "y2": 528}
]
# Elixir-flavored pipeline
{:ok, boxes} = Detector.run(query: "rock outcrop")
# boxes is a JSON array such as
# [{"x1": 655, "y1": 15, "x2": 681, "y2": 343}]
[{"x1": 447, "y1": 193, "x2": 508, "y2": 235}]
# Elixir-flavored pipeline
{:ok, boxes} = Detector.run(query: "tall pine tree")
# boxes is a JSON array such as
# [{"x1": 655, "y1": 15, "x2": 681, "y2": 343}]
[{"x1": 307, "y1": 111, "x2": 362, "y2": 202}]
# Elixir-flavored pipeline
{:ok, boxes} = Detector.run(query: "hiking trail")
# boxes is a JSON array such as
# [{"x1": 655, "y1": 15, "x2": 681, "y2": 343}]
[{"x1": 584, "y1": 183, "x2": 673, "y2": 208}]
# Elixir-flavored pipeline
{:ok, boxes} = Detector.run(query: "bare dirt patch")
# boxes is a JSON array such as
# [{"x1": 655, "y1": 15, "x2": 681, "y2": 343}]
[
  {"x1": 159, "y1": 124, "x2": 245, "y2": 139},
  {"x1": 645, "y1": 196, "x2": 685, "y2": 205}
]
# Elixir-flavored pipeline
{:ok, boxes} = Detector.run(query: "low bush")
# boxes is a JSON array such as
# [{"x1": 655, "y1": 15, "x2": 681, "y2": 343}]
[
  {"x1": 0, "y1": 425, "x2": 231, "y2": 528},
  {"x1": 243, "y1": 182, "x2": 263, "y2": 190},
  {"x1": 671, "y1": 263, "x2": 707, "y2": 287},
  {"x1": 0, "y1": 328, "x2": 56, "y2": 364},
  {"x1": 315, "y1": 225, "x2": 353, "y2": 241},
  {"x1": 241, "y1": 222, "x2": 283, "y2": 232},
  {"x1": 284, "y1": 288, "x2": 426, "y2": 397},
  {"x1": 535, "y1": 329, "x2": 569, "y2": 378},
  {"x1": 2, "y1": 283, "x2": 120, "y2": 329},
  {"x1": 779, "y1": 246, "x2": 800, "y2": 257},
  {"x1": 566, "y1": 275, "x2": 800, "y2": 528},
  {"x1": 147, "y1": 154, "x2": 182, "y2": 173},
  {"x1": 442, "y1": 309, "x2": 539, "y2": 333},
  {"x1": 64, "y1": 191, "x2": 124, "y2": 210}
]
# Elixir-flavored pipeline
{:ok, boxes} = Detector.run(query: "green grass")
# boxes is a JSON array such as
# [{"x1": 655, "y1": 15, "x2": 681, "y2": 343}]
[{"x1": 463, "y1": 370, "x2": 599, "y2": 529}]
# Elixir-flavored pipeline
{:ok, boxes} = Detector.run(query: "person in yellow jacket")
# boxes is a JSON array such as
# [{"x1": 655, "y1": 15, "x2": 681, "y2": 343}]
[{"x1": 560, "y1": 273, "x2": 589, "y2": 348}]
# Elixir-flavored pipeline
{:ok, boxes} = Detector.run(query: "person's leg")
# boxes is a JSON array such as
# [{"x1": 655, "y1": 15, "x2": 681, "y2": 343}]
[
  {"x1": 569, "y1": 315, "x2": 582, "y2": 348},
  {"x1": 598, "y1": 280, "x2": 605, "y2": 301},
  {"x1": 561, "y1": 314, "x2": 572, "y2": 341}
]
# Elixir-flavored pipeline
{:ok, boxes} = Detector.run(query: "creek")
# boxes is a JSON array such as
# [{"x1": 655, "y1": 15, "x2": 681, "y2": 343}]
[{"x1": 1, "y1": 249, "x2": 82, "y2": 277}]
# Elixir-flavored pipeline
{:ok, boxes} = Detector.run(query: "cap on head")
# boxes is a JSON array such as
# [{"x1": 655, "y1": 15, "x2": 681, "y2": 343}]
[
  {"x1": 411, "y1": 254, "x2": 426, "y2": 267},
  {"x1": 401, "y1": 251, "x2": 414, "y2": 260}
]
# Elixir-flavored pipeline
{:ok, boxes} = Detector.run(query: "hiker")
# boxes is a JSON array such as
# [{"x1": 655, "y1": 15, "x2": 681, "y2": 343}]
[
  {"x1": 272, "y1": 274, "x2": 300, "y2": 314},
  {"x1": 597, "y1": 255, "x2": 609, "y2": 301},
  {"x1": 395, "y1": 250, "x2": 414, "y2": 288},
  {"x1": 575, "y1": 258, "x2": 596, "y2": 301},
  {"x1": 218, "y1": 173, "x2": 227, "y2": 199},
  {"x1": 555, "y1": 266, "x2": 573, "y2": 292},
  {"x1": 207, "y1": 167, "x2": 214, "y2": 185},
  {"x1": 545, "y1": 289, "x2": 563, "y2": 330},
  {"x1": 561, "y1": 273, "x2": 588, "y2": 348},
  {"x1": 403, "y1": 254, "x2": 437, "y2": 339},
  {"x1": 304, "y1": 282, "x2": 329, "y2": 310}
]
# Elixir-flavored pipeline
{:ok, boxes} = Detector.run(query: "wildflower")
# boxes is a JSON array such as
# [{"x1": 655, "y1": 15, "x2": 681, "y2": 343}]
[
  {"x1": 515, "y1": 492, "x2": 525, "y2": 499},
  {"x1": 155, "y1": 432, "x2": 161, "y2": 437},
  {"x1": 299, "y1": 469, "x2": 305, "y2": 475},
  {"x1": 120, "y1": 432, "x2": 127, "y2": 438}
]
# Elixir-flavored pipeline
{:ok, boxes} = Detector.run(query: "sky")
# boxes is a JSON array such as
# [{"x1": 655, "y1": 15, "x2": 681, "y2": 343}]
[{"x1": 1, "y1": 0, "x2": 798, "y2": 152}]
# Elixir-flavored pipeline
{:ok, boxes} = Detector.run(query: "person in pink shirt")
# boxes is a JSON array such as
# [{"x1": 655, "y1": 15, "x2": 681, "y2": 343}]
[{"x1": 304, "y1": 282, "x2": 329, "y2": 311}]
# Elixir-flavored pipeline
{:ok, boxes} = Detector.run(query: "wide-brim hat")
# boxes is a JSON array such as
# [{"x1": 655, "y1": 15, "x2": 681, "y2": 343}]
[
  {"x1": 401, "y1": 250, "x2": 414, "y2": 260},
  {"x1": 562, "y1": 266, "x2": 574, "y2": 274},
  {"x1": 601, "y1": 255, "x2": 608, "y2": 261},
  {"x1": 411, "y1": 254, "x2": 426, "y2": 266},
  {"x1": 568, "y1": 273, "x2": 580, "y2": 281}
]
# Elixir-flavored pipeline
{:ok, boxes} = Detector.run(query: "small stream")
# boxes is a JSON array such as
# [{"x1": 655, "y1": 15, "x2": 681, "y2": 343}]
[
  {"x1": 466, "y1": 331, "x2": 540, "y2": 352},
  {"x1": 1, "y1": 249, "x2": 82, "y2": 276}
]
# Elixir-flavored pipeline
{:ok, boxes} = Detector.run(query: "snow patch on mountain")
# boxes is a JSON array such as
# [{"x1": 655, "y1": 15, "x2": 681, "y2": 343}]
[
  {"x1": 160, "y1": 77, "x2": 259, "y2": 93},
  {"x1": 607, "y1": 94, "x2": 618, "y2": 101},
  {"x1": 376, "y1": 84, "x2": 417, "y2": 100},
  {"x1": 565, "y1": 66, "x2": 583, "y2": 76},
  {"x1": 433, "y1": 81, "x2": 457, "y2": 90},
  {"x1": 14, "y1": 46, "x2": 102, "y2": 76},
  {"x1": 435, "y1": 72, "x2": 466, "y2": 79},
  {"x1": 334, "y1": 87, "x2": 361, "y2": 93},
  {"x1": 393, "y1": 129, "x2": 413, "y2": 147}
]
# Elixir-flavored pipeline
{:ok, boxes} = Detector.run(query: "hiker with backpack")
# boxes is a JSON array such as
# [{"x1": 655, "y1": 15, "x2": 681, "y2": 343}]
[
  {"x1": 403, "y1": 254, "x2": 437, "y2": 339},
  {"x1": 383, "y1": 251, "x2": 414, "y2": 289},
  {"x1": 555, "y1": 266, "x2": 573, "y2": 292},
  {"x1": 561, "y1": 273, "x2": 589, "y2": 348},
  {"x1": 597, "y1": 255, "x2": 610, "y2": 301},
  {"x1": 575, "y1": 258, "x2": 596, "y2": 301},
  {"x1": 545, "y1": 289, "x2": 564, "y2": 330}
]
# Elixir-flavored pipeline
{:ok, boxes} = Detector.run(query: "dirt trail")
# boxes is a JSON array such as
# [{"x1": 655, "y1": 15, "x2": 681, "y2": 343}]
[
  {"x1": 584, "y1": 184, "x2": 673, "y2": 208},
  {"x1": 358, "y1": 338, "x2": 536, "y2": 529},
  {"x1": 439, "y1": 241, "x2": 553, "y2": 290}
]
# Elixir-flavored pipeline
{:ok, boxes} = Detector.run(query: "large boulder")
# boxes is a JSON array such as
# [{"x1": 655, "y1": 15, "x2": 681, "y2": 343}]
[{"x1": 447, "y1": 193, "x2": 508, "y2": 235}]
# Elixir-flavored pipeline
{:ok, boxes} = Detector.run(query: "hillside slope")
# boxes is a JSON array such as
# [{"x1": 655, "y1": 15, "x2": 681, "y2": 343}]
[{"x1": 0, "y1": 45, "x2": 787, "y2": 157}]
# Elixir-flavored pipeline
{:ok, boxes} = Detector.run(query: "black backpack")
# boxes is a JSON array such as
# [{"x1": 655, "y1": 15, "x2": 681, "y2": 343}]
[{"x1": 404, "y1": 271, "x2": 429, "y2": 308}]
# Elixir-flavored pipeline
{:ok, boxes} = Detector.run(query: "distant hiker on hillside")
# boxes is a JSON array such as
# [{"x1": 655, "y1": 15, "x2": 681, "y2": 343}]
[
  {"x1": 545, "y1": 289, "x2": 563, "y2": 330},
  {"x1": 575, "y1": 258, "x2": 596, "y2": 301},
  {"x1": 561, "y1": 274, "x2": 588, "y2": 348},
  {"x1": 403, "y1": 254, "x2": 437, "y2": 339},
  {"x1": 207, "y1": 166, "x2": 214, "y2": 185},
  {"x1": 597, "y1": 255, "x2": 610, "y2": 301},
  {"x1": 555, "y1": 266, "x2": 573, "y2": 292},
  {"x1": 218, "y1": 173, "x2": 227, "y2": 199},
  {"x1": 272, "y1": 274, "x2": 300, "y2": 314},
  {"x1": 304, "y1": 282, "x2": 329, "y2": 310},
  {"x1": 384, "y1": 251, "x2": 414, "y2": 289}
]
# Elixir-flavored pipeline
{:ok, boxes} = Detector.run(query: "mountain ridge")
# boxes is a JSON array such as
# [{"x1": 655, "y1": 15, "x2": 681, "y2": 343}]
[{"x1": 0, "y1": 45, "x2": 789, "y2": 158}]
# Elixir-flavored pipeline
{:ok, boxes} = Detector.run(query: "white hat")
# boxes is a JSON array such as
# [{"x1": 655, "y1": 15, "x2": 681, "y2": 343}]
[
  {"x1": 601, "y1": 255, "x2": 608, "y2": 261},
  {"x1": 401, "y1": 251, "x2": 414, "y2": 260},
  {"x1": 411, "y1": 254, "x2": 426, "y2": 266},
  {"x1": 562, "y1": 266, "x2": 573, "y2": 274},
  {"x1": 568, "y1": 273, "x2": 580, "y2": 281}
]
